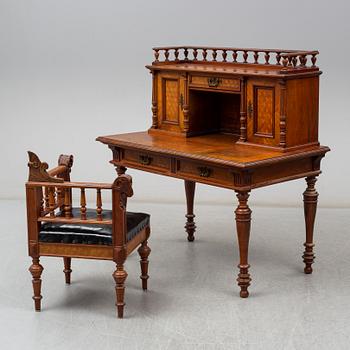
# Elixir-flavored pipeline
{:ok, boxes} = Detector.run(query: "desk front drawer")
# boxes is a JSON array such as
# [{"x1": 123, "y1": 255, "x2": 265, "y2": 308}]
[
  {"x1": 190, "y1": 75, "x2": 240, "y2": 92},
  {"x1": 123, "y1": 149, "x2": 170, "y2": 173},
  {"x1": 177, "y1": 160, "x2": 233, "y2": 187}
]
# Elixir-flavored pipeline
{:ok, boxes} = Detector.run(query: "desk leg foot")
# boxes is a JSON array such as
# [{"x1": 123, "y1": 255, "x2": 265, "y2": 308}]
[
  {"x1": 235, "y1": 191, "x2": 252, "y2": 298},
  {"x1": 303, "y1": 176, "x2": 318, "y2": 274},
  {"x1": 185, "y1": 180, "x2": 196, "y2": 242}
]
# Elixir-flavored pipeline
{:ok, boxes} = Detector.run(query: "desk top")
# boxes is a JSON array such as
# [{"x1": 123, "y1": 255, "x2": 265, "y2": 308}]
[{"x1": 97, "y1": 131, "x2": 329, "y2": 169}]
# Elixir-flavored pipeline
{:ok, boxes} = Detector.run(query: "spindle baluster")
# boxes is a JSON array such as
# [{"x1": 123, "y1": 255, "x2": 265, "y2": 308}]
[
  {"x1": 300, "y1": 55, "x2": 307, "y2": 67},
  {"x1": 311, "y1": 54, "x2": 317, "y2": 68},
  {"x1": 282, "y1": 56, "x2": 288, "y2": 67},
  {"x1": 264, "y1": 51, "x2": 270, "y2": 64},
  {"x1": 193, "y1": 48, "x2": 198, "y2": 61},
  {"x1": 48, "y1": 187, "x2": 55, "y2": 217},
  {"x1": 243, "y1": 50, "x2": 248, "y2": 63},
  {"x1": 64, "y1": 188, "x2": 72, "y2": 218},
  {"x1": 184, "y1": 48, "x2": 189, "y2": 61},
  {"x1": 232, "y1": 50, "x2": 238, "y2": 62},
  {"x1": 202, "y1": 49, "x2": 207, "y2": 61},
  {"x1": 212, "y1": 49, "x2": 217, "y2": 61},
  {"x1": 154, "y1": 49, "x2": 159, "y2": 63},
  {"x1": 292, "y1": 56, "x2": 298, "y2": 67},
  {"x1": 44, "y1": 188, "x2": 49, "y2": 210},
  {"x1": 96, "y1": 189, "x2": 102, "y2": 220},
  {"x1": 288, "y1": 56, "x2": 293, "y2": 66},
  {"x1": 276, "y1": 52, "x2": 281, "y2": 65},
  {"x1": 80, "y1": 188, "x2": 86, "y2": 220},
  {"x1": 164, "y1": 49, "x2": 169, "y2": 62},
  {"x1": 174, "y1": 49, "x2": 179, "y2": 61},
  {"x1": 253, "y1": 51, "x2": 259, "y2": 64},
  {"x1": 56, "y1": 187, "x2": 62, "y2": 207},
  {"x1": 222, "y1": 50, "x2": 227, "y2": 62}
]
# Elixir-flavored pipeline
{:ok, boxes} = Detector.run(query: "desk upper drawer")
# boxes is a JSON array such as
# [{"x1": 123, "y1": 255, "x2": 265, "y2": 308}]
[
  {"x1": 122, "y1": 149, "x2": 170, "y2": 173},
  {"x1": 189, "y1": 75, "x2": 241, "y2": 92}
]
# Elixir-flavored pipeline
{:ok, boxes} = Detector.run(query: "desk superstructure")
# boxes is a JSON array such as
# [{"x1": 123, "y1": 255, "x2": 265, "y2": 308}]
[{"x1": 97, "y1": 46, "x2": 329, "y2": 298}]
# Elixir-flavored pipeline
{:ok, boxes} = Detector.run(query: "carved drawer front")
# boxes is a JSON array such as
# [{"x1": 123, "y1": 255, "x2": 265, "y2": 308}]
[
  {"x1": 123, "y1": 149, "x2": 170, "y2": 173},
  {"x1": 189, "y1": 75, "x2": 240, "y2": 92},
  {"x1": 176, "y1": 159, "x2": 233, "y2": 187}
]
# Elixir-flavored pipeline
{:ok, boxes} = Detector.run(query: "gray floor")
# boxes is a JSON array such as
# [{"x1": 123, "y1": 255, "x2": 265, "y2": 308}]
[{"x1": 0, "y1": 200, "x2": 349, "y2": 350}]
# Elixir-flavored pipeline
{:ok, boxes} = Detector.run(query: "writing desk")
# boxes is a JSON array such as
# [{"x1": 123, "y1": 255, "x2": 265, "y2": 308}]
[{"x1": 97, "y1": 46, "x2": 330, "y2": 298}]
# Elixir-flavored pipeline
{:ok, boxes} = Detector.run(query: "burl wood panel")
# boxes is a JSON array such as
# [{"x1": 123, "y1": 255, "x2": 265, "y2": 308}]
[
  {"x1": 164, "y1": 79, "x2": 179, "y2": 123},
  {"x1": 157, "y1": 72, "x2": 184, "y2": 133},
  {"x1": 247, "y1": 79, "x2": 280, "y2": 146},
  {"x1": 254, "y1": 86, "x2": 275, "y2": 137},
  {"x1": 286, "y1": 77, "x2": 319, "y2": 147}
]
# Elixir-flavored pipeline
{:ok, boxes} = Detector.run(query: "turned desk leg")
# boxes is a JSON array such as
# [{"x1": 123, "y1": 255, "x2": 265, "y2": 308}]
[
  {"x1": 235, "y1": 191, "x2": 252, "y2": 298},
  {"x1": 184, "y1": 180, "x2": 196, "y2": 242},
  {"x1": 303, "y1": 176, "x2": 318, "y2": 274}
]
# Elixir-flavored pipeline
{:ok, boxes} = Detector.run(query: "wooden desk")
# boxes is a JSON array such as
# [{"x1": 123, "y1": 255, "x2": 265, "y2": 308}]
[
  {"x1": 98, "y1": 46, "x2": 330, "y2": 298},
  {"x1": 97, "y1": 131, "x2": 329, "y2": 297}
]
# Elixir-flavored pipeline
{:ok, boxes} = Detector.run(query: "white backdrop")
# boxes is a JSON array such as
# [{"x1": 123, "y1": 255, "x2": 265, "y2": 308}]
[{"x1": 1, "y1": 0, "x2": 349, "y2": 207}]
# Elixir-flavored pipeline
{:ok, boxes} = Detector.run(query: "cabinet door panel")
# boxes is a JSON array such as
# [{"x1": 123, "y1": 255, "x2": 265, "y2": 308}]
[
  {"x1": 247, "y1": 79, "x2": 280, "y2": 146},
  {"x1": 157, "y1": 73, "x2": 184, "y2": 132}
]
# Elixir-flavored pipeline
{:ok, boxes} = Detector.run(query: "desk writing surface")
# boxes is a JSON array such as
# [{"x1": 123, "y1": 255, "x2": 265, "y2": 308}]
[{"x1": 97, "y1": 131, "x2": 328, "y2": 168}]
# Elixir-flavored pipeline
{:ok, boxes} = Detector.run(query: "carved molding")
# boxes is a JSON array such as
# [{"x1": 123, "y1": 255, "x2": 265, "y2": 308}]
[
  {"x1": 113, "y1": 174, "x2": 133, "y2": 209},
  {"x1": 58, "y1": 154, "x2": 73, "y2": 168},
  {"x1": 27, "y1": 151, "x2": 63, "y2": 183},
  {"x1": 312, "y1": 155, "x2": 324, "y2": 171},
  {"x1": 233, "y1": 170, "x2": 252, "y2": 188}
]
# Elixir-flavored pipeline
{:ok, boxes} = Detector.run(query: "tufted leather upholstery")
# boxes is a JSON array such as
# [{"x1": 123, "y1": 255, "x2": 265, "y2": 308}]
[{"x1": 40, "y1": 208, "x2": 150, "y2": 245}]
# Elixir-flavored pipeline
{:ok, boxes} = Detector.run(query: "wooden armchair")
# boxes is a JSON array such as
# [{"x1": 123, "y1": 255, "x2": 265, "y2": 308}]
[{"x1": 25, "y1": 151, "x2": 151, "y2": 318}]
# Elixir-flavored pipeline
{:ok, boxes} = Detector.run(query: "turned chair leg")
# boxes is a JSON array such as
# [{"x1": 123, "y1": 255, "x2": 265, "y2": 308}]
[
  {"x1": 29, "y1": 257, "x2": 44, "y2": 311},
  {"x1": 63, "y1": 257, "x2": 72, "y2": 284},
  {"x1": 138, "y1": 240, "x2": 151, "y2": 290},
  {"x1": 303, "y1": 176, "x2": 318, "y2": 274},
  {"x1": 235, "y1": 191, "x2": 252, "y2": 298},
  {"x1": 185, "y1": 180, "x2": 196, "y2": 241},
  {"x1": 113, "y1": 264, "x2": 128, "y2": 318}
]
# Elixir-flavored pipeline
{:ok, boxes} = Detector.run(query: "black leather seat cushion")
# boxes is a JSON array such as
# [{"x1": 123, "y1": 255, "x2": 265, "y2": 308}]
[{"x1": 39, "y1": 208, "x2": 150, "y2": 245}]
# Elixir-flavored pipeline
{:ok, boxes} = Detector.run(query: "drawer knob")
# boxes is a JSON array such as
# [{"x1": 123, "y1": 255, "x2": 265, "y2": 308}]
[
  {"x1": 139, "y1": 155, "x2": 152, "y2": 165},
  {"x1": 207, "y1": 77, "x2": 221, "y2": 87},
  {"x1": 198, "y1": 166, "x2": 212, "y2": 178}
]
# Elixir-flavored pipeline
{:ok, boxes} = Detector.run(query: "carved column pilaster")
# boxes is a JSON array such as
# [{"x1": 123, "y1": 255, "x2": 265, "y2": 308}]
[
  {"x1": 151, "y1": 71, "x2": 158, "y2": 128},
  {"x1": 279, "y1": 79, "x2": 287, "y2": 148},
  {"x1": 239, "y1": 78, "x2": 247, "y2": 142}
]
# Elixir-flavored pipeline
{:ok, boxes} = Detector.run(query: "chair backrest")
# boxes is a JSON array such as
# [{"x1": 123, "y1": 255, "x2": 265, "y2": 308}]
[{"x1": 25, "y1": 151, "x2": 133, "y2": 259}]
